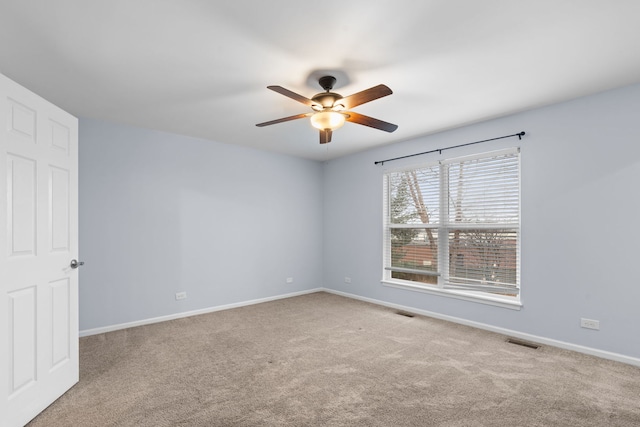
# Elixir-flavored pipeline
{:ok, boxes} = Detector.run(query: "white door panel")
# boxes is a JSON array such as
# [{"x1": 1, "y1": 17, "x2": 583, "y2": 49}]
[
  {"x1": 7, "y1": 154, "x2": 37, "y2": 257},
  {"x1": 0, "y1": 73, "x2": 79, "y2": 427},
  {"x1": 7, "y1": 286, "x2": 37, "y2": 396},
  {"x1": 50, "y1": 277, "x2": 71, "y2": 369},
  {"x1": 50, "y1": 165, "x2": 71, "y2": 252}
]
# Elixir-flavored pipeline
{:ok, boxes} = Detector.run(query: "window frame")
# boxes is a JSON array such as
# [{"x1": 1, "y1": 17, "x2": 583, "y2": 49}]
[{"x1": 381, "y1": 148, "x2": 522, "y2": 310}]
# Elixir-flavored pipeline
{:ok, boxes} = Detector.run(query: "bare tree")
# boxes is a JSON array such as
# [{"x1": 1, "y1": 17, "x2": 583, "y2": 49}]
[
  {"x1": 405, "y1": 170, "x2": 436, "y2": 250},
  {"x1": 459, "y1": 229, "x2": 516, "y2": 285},
  {"x1": 389, "y1": 175, "x2": 419, "y2": 268}
]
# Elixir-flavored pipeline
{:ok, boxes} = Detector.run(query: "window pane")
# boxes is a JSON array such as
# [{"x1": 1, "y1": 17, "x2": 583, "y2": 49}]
[
  {"x1": 391, "y1": 228, "x2": 438, "y2": 285},
  {"x1": 448, "y1": 229, "x2": 518, "y2": 288},
  {"x1": 448, "y1": 154, "x2": 519, "y2": 225},
  {"x1": 388, "y1": 167, "x2": 439, "y2": 225}
]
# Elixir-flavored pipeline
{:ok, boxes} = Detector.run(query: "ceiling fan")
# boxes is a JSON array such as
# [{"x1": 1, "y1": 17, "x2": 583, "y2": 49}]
[{"x1": 256, "y1": 75, "x2": 398, "y2": 144}]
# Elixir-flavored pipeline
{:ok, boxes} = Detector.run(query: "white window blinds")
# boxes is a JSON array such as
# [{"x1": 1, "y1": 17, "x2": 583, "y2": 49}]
[
  {"x1": 384, "y1": 148, "x2": 520, "y2": 299},
  {"x1": 443, "y1": 149, "x2": 520, "y2": 295}
]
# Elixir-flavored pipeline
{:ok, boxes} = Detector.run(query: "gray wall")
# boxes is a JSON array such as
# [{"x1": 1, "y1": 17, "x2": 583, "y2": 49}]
[
  {"x1": 79, "y1": 119, "x2": 323, "y2": 331},
  {"x1": 323, "y1": 83, "x2": 640, "y2": 359}
]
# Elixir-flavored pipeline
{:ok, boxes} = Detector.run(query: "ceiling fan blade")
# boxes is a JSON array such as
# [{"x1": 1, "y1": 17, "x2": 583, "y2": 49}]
[
  {"x1": 340, "y1": 84, "x2": 393, "y2": 109},
  {"x1": 267, "y1": 86, "x2": 316, "y2": 107},
  {"x1": 345, "y1": 111, "x2": 398, "y2": 133},
  {"x1": 256, "y1": 112, "x2": 312, "y2": 127},
  {"x1": 319, "y1": 129, "x2": 332, "y2": 144}
]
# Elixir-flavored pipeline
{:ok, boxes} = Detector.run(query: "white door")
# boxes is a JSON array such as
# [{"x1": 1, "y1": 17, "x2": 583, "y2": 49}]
[{"x1": 0, "y1": 73, "x2": 79, "y2": 426}]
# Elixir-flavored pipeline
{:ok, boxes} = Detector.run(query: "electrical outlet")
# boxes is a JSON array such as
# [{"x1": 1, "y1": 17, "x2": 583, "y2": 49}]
[
  {"x1": 580, "y1": 318, "x2": 599, "y2": 330},
  {"x1": 286, "y1": 277, "x2": 293, "y2": 284},
  {"x1": 344, "y1": 277, "x2": 352, "y2": 284},
  {"x1": 175, "y1": 292, "x2": 187, "y2": 301}
]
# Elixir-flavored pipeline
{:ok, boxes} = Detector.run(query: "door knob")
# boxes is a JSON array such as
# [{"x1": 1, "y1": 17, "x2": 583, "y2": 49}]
[{"x1": 70, "y1": 259, "x2": 84, "y2": 269}]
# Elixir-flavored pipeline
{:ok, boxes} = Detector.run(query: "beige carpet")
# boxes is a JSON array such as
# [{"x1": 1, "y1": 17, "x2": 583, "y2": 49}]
[{"x1": 28, "y1": 292, "x2": 640, "y2": 426}]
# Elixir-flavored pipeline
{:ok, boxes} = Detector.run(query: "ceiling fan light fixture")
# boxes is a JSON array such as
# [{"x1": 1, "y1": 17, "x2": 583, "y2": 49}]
[{"x1": 310, "y1": 111, "x2": 346, "y2": 130}]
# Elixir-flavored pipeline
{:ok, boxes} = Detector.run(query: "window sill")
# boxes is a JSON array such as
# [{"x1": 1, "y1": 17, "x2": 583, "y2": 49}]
[{"x1": 381, "y1": 279, "x2": 522, "y2": 310}]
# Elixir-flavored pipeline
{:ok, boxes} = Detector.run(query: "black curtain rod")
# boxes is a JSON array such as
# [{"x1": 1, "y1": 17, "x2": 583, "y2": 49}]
[{"x1": 374, "y1": 131, "x2": 526, "y2": 165}]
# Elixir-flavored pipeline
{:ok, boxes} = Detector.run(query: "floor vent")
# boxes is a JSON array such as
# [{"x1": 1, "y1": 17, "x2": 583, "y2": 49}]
[
  {"x1": 506, "y1": 338, "x2": 540, "y2": 349},
  {"x1": 396, "y1": 311, "x2": 415, "y2": 318}
]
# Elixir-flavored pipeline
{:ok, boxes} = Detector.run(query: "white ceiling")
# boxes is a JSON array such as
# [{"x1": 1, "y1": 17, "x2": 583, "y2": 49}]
[{"x1": 1, "y1": 1, "x2": 640, "y2": 161}]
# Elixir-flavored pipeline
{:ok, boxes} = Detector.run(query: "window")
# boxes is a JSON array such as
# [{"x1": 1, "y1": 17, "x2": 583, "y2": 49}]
[{"x1": 383, "y1": 148, "x2": 520, "y2": 306}]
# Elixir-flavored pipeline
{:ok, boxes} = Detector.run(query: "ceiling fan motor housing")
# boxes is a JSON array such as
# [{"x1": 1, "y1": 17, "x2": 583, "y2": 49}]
[
  {"x1": 312, "y1": 76, "x2": 343, "y2": 110},
  {"x1": 311, "y1": 92, "x2": 343, "y2": 109}
]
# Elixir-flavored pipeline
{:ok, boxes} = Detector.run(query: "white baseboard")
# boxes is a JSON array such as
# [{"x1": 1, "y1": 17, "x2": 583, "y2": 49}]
[
  {"x1": 324, "y1": 288, "x2": 640, "y2": 368},
  {"x1": 79, "y1": 288, "x2": 323, "y2": 337}
]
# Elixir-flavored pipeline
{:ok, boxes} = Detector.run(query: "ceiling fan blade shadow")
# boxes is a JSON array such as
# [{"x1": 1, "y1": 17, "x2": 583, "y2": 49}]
[
  {"x1": 256, "y1": 112, "x2": 312, "y2": 127},
  {"x1": 340, "y1": 84, "x2": 393, "y2": 109},
  {"x1": 267, "y1": 86, "x2": 315, "y2": 107},
  {"x1": 345, "y1": 111, "x2": 398, "y2": 132},
  {"x1": 319, "y1": 129, "x2": 332, "y2": 144}
]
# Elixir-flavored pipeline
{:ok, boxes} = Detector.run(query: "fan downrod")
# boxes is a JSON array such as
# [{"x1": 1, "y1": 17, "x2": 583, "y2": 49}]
[{"x1": 318, "y1": 75, "x2": 336, "y2": 92}]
